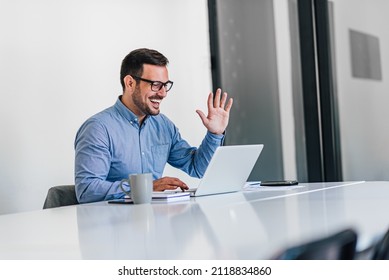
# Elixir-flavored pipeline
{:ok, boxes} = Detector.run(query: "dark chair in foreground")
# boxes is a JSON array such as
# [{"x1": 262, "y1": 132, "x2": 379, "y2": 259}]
[
  {"x1": 371, "y1": 228, "x2": 389, "y2": 260},
  {"x1": 274, "y1": 229, "x2": 358, "y2": 260},
  {"x1": 43, "y1": 185, "x2": 79, "y2": 209}
]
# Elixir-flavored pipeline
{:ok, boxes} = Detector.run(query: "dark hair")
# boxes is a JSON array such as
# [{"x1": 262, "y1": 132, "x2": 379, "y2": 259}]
[{"x1": 120, "y1": 48, "x2": 169, "y2": 91}]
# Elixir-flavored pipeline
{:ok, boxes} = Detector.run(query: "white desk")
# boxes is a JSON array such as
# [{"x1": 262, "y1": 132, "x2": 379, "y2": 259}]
[{"x1": 1, "y1": 181, "x2": 388, "y2": 259}]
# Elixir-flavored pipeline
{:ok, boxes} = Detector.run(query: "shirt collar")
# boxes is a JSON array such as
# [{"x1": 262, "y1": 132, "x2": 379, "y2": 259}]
[{"x1": 114, "y1": 96, "x2": 149, "y2": 125}]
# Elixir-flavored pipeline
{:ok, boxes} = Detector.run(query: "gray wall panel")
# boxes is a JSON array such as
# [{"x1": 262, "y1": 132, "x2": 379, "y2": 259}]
[{"x1": 215, "y1": 0, "x2": 283, "y2": 180}]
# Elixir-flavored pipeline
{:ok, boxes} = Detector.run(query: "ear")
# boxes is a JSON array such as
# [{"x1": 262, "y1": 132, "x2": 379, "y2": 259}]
[{"x1": 123, "y1": 75, "x2": 136, "y2": 93}]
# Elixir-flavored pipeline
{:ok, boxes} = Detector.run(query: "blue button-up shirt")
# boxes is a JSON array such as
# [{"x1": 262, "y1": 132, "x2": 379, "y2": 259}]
[{"x1": 74, "y1": 97, "x2": 224, "y2": 203}]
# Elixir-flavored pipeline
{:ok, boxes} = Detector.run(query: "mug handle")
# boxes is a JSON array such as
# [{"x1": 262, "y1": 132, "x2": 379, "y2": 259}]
[{"x1": 119, "y1": 179, "x2": 131, "y2": 197}]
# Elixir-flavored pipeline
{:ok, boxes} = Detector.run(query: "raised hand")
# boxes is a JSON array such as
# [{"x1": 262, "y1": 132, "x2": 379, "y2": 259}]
[{"x1": 196, "y1": 88, "x2": 233, "y2": 135}]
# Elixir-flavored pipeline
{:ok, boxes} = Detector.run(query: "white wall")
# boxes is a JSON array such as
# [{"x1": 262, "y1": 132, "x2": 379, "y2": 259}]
[
  {"x1": 0, "y1": 0, "x2": 212, "y2": 214},
  {"x1": 331, "y1": 0, "x2": 389, "y2": 180}
]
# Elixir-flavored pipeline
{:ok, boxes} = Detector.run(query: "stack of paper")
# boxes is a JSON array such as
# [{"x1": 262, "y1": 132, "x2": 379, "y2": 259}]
[{"x1": 152, "y1": 191, "x2": 190, "y2": 202}]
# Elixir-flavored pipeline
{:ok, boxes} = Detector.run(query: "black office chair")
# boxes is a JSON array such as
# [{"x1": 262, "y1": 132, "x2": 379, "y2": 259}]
[
  {"x1": 43, "y1": 185, "x2": 79, "y2": 209},
  {"x1": 274, "y1": 228, "x2": 358, "y2": 260},
  {"x1": 371, "y1": 228, "x2": 389, "y2": 260}
]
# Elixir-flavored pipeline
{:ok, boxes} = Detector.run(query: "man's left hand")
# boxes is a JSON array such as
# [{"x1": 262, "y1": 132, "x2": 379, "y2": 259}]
[{"x1": 196, "y1": 88, "x2": 233, "y2": 135}]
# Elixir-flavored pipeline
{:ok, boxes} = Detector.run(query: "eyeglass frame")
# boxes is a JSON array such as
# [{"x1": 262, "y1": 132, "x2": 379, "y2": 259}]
[{"x1": 131, "y1": 75, "x2": 174, "y2": 92}]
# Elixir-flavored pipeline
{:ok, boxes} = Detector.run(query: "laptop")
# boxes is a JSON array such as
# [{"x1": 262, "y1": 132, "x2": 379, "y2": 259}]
[{"x1": 186, "y1": 144, "x2": 264, "y2": 197}]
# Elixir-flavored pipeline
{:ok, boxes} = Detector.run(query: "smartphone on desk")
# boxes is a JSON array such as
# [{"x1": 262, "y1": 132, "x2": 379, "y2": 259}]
[
  {"x1": 260, "y1": 180, "x2": 298, "y2": 186},
  {"x1": 108, "y1": 199, "x2": 133, "y2": 204}
]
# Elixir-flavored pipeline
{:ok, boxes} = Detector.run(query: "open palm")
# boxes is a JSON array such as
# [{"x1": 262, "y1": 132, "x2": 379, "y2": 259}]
[{"x1": 196, "y1": 88, "x2": 233, "y2": 135}]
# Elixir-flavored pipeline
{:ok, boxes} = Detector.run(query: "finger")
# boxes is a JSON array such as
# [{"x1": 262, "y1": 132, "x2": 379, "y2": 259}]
[
  {"x1": 161, "y1": 176, "x2": 186, "y2": 186},
  {"x1": 220, "y1": 91, "x2": 228, "y2": 108},
  {"x1": 224, "y1": 97, "x2": 233, "y2": 112},
  {"x1": 163, "y1": 185, "x2": 181, "y2": 190},
  {"x1": 161, "y1": 177, "x2": 188, "y2": 189},
  {"x1": 154, "y1": 182, "x2": 185, "y2": 191},
  {"x1": 153, "y1": 177, "x2": 174, "y2": 189},
  {"x1": 213, "y1": 88, "x2": 221, "y2": 108},
  {"x1": 207, "y1": 92, "x2": 213, "y2": 112},
  {"x1": 196, "y1": 110, "x2": 208, "y2": 126}
]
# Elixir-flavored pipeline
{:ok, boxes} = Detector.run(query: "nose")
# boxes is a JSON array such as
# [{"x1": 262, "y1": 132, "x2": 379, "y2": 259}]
[{"x1": 156, "y1": 86, "x2": 167, "y2": 98}]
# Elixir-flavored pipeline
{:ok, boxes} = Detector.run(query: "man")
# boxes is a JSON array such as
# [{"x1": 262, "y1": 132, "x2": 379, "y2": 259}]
[{"x1": 74, "y1": 48, "x2": 233, "y2": 203}]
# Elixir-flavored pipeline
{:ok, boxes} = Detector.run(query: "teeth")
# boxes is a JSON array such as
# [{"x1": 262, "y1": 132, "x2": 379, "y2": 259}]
[{"x1": 150, "y1": 99, "x2": 161, "y2": 103}]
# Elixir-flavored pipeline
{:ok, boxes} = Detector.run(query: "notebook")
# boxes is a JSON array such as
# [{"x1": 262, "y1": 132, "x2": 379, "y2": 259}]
[
  {"x1": 186, "y1": 144, "x2": 264, "y2": 197},
  {"x1": 109, "y1": 191, "x2": 190, "y2": 204},
  {"x1": 152, "y1": 191, "x2": 190, "y2": 202}
]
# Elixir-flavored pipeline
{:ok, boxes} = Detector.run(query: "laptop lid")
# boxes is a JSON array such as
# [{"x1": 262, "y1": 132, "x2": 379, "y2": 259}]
[{"x1": 193, "y1": 144, "x2": 264, "y2": 197}]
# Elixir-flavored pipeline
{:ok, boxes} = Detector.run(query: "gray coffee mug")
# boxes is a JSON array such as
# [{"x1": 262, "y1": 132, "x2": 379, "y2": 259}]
[{"x1": 119, "y1": 173, "x2": 153, "y2": 204}]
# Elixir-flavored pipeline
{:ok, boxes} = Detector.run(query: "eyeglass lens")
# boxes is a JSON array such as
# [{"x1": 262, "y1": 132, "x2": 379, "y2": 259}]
[{"x1": 151, "y1": 81, "x2": 173, "y2": 92}]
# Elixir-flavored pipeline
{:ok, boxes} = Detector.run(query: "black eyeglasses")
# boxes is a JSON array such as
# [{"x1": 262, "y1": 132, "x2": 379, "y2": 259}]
[{"x1": 132, "y1": 75, "x2": 174, "y2": 92}]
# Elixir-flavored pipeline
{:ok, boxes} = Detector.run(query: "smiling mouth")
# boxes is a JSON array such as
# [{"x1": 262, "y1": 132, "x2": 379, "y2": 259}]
[
  {"x1": 150, "y1": 98, "x2": 162, "y2": 108},
  {"x1": 150, "y1": 98, "x2": 161, "y2": 104}
]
